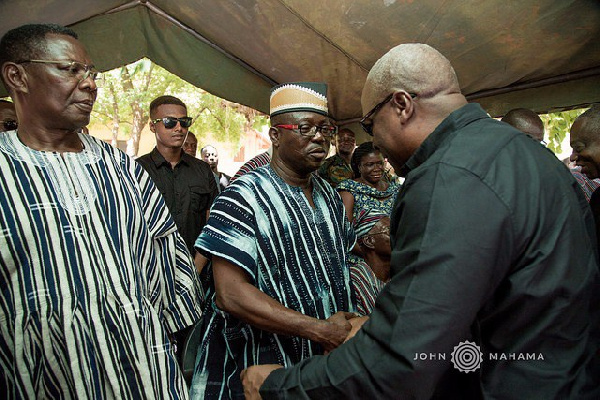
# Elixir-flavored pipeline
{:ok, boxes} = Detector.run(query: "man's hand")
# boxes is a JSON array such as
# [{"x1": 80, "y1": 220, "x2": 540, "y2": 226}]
[
  {"x1": 241, "y1": 364, "x2": 283, "y2": 400},
  {"x1": 344, "y1": 316, "x2": 369, "y2": 342},
  {"x1": 316, "y1": 311, "x2": 358, "y2": 352}
]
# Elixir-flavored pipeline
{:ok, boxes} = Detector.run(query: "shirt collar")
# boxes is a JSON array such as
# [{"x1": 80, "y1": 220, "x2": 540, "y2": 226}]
[
  {"x1": 399, "y1": 103, "x2": 489, "y2": 176},
  {"x1": 148, "y1": 147, "x2": 190, "y2": 168}
]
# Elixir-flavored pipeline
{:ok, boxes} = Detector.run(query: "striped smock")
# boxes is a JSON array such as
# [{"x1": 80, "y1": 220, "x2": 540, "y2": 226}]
[
  {"x1": 229, "y1": 151, "x2": 271, "y2": 183},
  {"x1": 0, "y1": 132, "x2": 202, "y2": 399},
  {"x1": 191, "y1": 165, "x2": 355, "y2": 399}
]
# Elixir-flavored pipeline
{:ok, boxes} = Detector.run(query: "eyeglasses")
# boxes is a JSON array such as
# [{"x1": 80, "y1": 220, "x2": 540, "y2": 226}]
[
  {"x1": 152, "y1": 117, "x2": 193, "y2": 129},
  {"x1": 364, "y1": 226, "x2": 390, "y2": 238},
  {"x1": 275, "y1": 124, "x2": 338, "y2": 138},
  {"x1": 360, "y1": 92, "x2": 417, "y2": 136},
  {"x1": 18, "y1": 60, "x2": 102, "y2": 85},
  {"x1": 2, "y1": 119, "x2": 17, "y2": 131}
]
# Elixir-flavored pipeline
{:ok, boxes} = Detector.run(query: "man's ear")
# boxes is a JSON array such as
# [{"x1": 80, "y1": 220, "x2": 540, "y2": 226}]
[
  {"x1": 269, "y1": 126, "x2": 281, "y2": 148},
  {"x1": 362, "y1": 235, "x2": 375, "y2": 250},
  {"x1": 149, "y1": 121, "x2": 156, "y2": 133},
  {"x1": 2, "y1": 63, "x2": 28, "y2": 94},
  {"x1": 392, "y1": 91, "x2": 415, "y2": 123}
]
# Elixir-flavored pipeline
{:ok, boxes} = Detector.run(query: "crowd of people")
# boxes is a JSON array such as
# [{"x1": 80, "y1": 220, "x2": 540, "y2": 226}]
[{"x1": 0, "y1": 22, "x2": 599, "y2": 400}]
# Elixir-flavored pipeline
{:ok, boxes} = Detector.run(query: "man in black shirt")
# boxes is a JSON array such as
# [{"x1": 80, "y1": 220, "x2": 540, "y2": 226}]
[
  {"x1": 137, "y1": 95, "x2": 217, "y2": 256},
  {"x1": 243, "y1": 44, "x2": 600, "y2": 399}
]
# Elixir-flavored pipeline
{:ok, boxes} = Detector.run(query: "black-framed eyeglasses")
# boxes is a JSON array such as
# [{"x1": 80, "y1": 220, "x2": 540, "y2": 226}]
[
  {"x1": 2, "y1": 119, "x2": 17, "y2": 131},
  {"x1": 275, "y1": 124, "x2": 338, "y2": 139},
  {"x1": 152, "y1": 117, "x2": 193, "y2": 129},
  {"x1": 360, "y1": 92, "x2": 417, "y2": 136},
  {"x1": 18, "y1": 59, "x2": 102, "y2": 84}
]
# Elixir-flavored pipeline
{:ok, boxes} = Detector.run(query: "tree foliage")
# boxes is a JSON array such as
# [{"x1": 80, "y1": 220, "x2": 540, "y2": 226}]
[
  {"x1": 541, "y1": 108, "x2": 586, "y2": 155},
  {"x1": 92, "y1": 58, "x2": 587, "y2": 159},
  {"x1": 91, "y1": 58, "x2": 268, "y2": 156}
]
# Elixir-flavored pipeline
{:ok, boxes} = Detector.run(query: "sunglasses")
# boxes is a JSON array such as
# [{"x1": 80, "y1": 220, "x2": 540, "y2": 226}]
[
  {"x1": 152, "y1": 117, "x2": 193, "y2": 129},
  {"x1": 2, "y1": 119, "x2": 17, "y2": 131},
  {"x1": 360, "y1": 92, "x2": 417, "y2": 136}
]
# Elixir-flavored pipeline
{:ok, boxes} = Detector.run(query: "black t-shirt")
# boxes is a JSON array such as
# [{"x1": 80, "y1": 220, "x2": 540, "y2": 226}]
[{"x1": 136, "y1": 148, "x2": 218, "y2": 255}]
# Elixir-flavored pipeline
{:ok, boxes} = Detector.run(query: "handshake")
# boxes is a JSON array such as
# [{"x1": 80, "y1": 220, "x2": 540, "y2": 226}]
[{"x1": 241, "y1": 312, "x2": 369, "y2": 400}]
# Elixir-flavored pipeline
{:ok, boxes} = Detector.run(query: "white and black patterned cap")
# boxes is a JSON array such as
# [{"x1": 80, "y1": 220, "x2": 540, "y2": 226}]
[{"x1": 270, "y1": 82, "x2": 328, "y2": 117}]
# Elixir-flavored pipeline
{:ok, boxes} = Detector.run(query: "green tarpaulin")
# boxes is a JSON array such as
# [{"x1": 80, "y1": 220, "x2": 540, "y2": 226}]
[{"x1": 2, "y1": 0, "x2": 599, "y2": 127}]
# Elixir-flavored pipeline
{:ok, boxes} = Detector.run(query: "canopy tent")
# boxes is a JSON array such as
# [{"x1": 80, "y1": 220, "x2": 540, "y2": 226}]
[{"x1": 1, "y1": 0, "x2": 599, "y2": 126}]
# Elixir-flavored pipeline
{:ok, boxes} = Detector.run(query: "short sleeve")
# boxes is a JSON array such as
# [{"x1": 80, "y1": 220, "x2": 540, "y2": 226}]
[{"x1": 195, "y1": 183, "x2": 259, "y2": 283}]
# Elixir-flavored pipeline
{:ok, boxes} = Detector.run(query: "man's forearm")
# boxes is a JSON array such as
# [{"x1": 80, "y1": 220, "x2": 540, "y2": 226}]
[
  {"x1": 217, "y1": 279, "x2": 346, "y2": 346},
  {"x1": 214, "y1": 257, "x2": 351, "y2": 349}
]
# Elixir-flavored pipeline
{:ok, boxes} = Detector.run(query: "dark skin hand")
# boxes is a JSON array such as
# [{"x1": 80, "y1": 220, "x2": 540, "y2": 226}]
[
  {"x1": 241, "y1": 316, "x2": 370, "y2": 399},
  {"x1": 213, "y1": 255, "x2": 357, "y2": 352},
  {"x1": 241, "y1": 364, "x2": 283, "y2": 400}
]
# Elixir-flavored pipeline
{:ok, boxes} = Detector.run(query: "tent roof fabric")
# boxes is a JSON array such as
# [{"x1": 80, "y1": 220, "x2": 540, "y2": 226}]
[{"x1": 1, "y1": 0, "x2": 599, "y2": 123}]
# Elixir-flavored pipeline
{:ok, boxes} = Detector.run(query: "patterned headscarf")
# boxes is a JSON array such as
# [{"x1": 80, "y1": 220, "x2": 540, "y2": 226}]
[{"x1": 353, "y1": 209, "x2": 387, "y2": 239}]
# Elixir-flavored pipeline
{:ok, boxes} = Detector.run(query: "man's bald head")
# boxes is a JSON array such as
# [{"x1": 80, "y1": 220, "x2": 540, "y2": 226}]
[
  {"x1": 501, "y1": 108, "x2": 545, "y2": 142},
  {"x1": 573, "y1": 105, "x2": 600, "y2": 138},
  {"x1": 569, "y1": 105, "x2": 600, "y2": 179},
  {"x1": 361, "y1": 43, "x2": 461, "y2": 113}
]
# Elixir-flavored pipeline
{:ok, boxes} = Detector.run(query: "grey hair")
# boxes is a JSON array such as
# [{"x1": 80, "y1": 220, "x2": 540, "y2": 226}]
[{"x1": 364, "y1": 43, "x2": 461, "y2": 102}]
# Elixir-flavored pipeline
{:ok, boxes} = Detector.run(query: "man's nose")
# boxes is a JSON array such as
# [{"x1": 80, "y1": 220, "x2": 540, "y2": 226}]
[
  {"x1": 569, "y1": 152, "x2": 577, "y2": 162},
  {"x1": 311, "y1": 131, "x2": 328, "y2": 142}
]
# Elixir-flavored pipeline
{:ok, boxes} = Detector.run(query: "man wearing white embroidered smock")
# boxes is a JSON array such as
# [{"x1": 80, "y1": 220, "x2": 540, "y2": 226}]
[
  {"x1": 0, "y1": 23, "x2": 201, "y2": 398},
  {"x1": 190, "y1": 82, "x2": 358, "y2": 399}
]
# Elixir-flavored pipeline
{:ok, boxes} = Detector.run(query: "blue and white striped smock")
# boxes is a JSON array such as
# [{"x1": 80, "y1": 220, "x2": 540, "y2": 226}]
[
  {"x1": 191, "y1": 165, "x2": 356, "y2": 399},
  {"x1": 0, "y1": 132, "x2": 202, "y2": 399}
]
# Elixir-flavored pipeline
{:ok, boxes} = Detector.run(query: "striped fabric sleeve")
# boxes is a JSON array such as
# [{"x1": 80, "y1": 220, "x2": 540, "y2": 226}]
[
  {"x1": 194, "y1": 182, "x2": 259, "y2": 283},
  {"x1": 230, "y1": 152, "x2": 271, "y2": 183},
  {"x1": 134, "y1": 161, "x2": 203, "y2": 334},
  {"x1": 571, "y1": 169, "x2": 600, "y2": 202}
]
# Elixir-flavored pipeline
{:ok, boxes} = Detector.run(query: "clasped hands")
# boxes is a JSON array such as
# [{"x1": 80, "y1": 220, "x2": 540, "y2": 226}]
[{"x1": 241, "y1": 312, "x2": 369, "y2": 399}]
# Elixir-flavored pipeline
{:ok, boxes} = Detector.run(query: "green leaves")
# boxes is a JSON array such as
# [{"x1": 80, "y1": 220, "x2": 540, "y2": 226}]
[
  {"x1": 541, "y1": 109, "x2": 586, "y2": 155},
  {"x1": 91, "y1": 58, "x2": 268, "y2": 156}
]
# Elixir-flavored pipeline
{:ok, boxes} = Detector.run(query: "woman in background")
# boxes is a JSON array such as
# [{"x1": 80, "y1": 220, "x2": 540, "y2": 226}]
[{"x1": 337, "y1": 141, "x2": 400, "y2": 222}]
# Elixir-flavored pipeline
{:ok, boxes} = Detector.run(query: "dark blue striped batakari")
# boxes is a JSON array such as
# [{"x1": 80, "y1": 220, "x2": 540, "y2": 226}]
[
  {"x1": 191, "y1": 165, "x2": 355, "y2": 399},
  {"x1": 0, "y1": 132, "x2": 202, "y2": 399}
]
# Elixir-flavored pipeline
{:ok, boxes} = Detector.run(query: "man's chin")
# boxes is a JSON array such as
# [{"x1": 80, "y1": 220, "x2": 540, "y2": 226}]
[{"x1": 580, "y1": 166, "x2": 599, "y2": 180}]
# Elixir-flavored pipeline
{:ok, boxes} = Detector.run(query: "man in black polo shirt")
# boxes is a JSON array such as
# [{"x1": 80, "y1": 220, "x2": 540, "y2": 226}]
[{"x1": 137, "y1": 95, "x2": 218, "y2": 256}]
